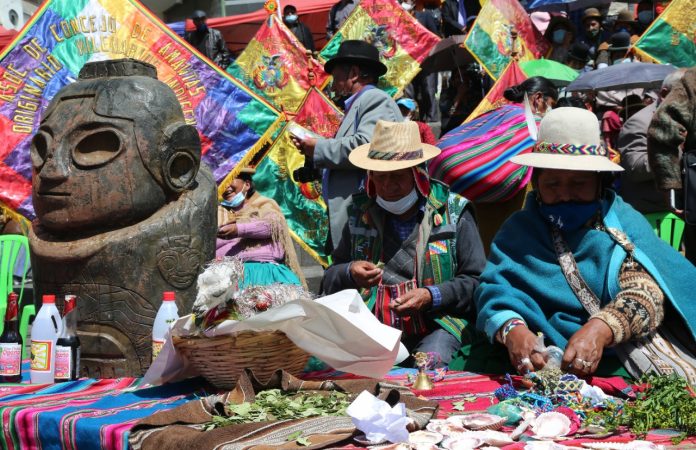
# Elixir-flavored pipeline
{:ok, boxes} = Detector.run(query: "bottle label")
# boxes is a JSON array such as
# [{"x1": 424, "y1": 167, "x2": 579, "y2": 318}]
[
  {"x1": 152, "y1": 339, "x2": 165, "y2": 361},
  {"x1": 0, "y1": 343, "x2": 22, "y2": 376},
  {"x1": 30, "y1": 340, "x2": 53, "y2": 371},
  {"x1": 54, "y1": 345, "x2": 72, "y2": 380}
]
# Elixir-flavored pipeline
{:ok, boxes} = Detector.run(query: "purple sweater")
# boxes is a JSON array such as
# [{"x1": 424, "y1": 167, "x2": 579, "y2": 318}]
[{"x1": 215, "y1": 220, "x2": 285, "y2": 262}]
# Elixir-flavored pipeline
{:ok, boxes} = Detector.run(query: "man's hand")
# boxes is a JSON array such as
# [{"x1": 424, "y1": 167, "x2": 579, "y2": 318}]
[
  {"x1": 217, "y1": 223, "x2": 238, "y2": 239},
  {"x1": 290, "y1": 134, "x2": 317, "y2": 160},
  {"x1": 562, "y1": 318, "x2": 613, "y2": 377},
  {"x1": 349, "y1": 261, "x2": 382, "y2": 288},
  {"x1": 390, "y1": 288, "x2": 432, "y2": 316},
  {"x1": 505, "y1": 326, "x2": 546, "y2": 374}
]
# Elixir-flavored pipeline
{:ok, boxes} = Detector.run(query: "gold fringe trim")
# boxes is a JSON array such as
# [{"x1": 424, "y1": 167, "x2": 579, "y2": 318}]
[
  {"x1": 288, "y1": 228, "x2": 328, "y2": 268},
  {"x1": 0, "y1": 203, "x2": 31, "y2": 236}
]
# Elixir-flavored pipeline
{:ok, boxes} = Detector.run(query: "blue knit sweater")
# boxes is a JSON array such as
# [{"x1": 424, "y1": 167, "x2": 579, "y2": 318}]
[{"x1": 476, "y1": 190, "x2": 696, "y2": 349}]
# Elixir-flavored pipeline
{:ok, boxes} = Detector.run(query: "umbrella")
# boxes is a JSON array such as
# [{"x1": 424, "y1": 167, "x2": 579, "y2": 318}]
[
  {"x1": 519, "y1": 58, "x2": 579, "y2": 87},
  {"x1": 566, "y1": 62, "x2": 677, "y2": 92},
  {"x1": 420, "y1": 35, "x2": 473, "y2": 75},
  {"x1": 526, "y1": 0, "x2": 611, "y2": 12}
]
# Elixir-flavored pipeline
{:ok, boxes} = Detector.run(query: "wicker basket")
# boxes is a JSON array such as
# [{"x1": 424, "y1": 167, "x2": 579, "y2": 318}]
[{"x1": 172, "y1": 330, "x2": 310, "y2": 389}]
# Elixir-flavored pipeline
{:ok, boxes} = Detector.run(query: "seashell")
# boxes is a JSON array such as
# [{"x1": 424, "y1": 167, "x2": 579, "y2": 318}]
[
  {"x1": 354, "y1": 433, "x2": 387, "y2": 446},
  {"x1": 581, "y1": 441, "x2": 665, "y2": 450},
  {"x1": 524, "y1": 441, "x2": 576, "y2": 450},
  {"x1": 368, "y1": 443, "x2": 410, "y2": 450},
  {"x1": 426, "y1": 420, "x2": 467, "y2": 436},
  {"x1": 531, "y1": 412, "x2": 572, "y2": 439},
  {"x1": 448, "y1": 413, "x2": 506, "y2": 431},
  {"x1": 412, "y1": 444, "x2": 439, "y2": 450},
  {"x1": 462, "y1": 430, "x2": 514, "y2": 447},
  {"x1": 441, "y1": 436, "x2": 484, "y2": 450},
  {"x1": 409, "y1": 430, "x2": 443, "y2": 445}
]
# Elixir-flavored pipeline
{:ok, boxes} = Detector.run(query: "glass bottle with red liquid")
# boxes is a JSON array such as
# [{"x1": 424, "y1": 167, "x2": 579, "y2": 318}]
[
  {"x1": 0, "y1": 292, "x2": 23, "y2": 383},
  {"x1": 55, "y1": 295, "x2": 81, "y2": 382}
]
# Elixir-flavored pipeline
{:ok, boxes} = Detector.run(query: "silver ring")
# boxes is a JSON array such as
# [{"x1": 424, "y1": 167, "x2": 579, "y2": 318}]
[
  {"x1": 575, "y1": 358, "x2": 592, "y2": 368},
  {"x1": 519, "y1": 357, "x2": 531, "y2": 366}
]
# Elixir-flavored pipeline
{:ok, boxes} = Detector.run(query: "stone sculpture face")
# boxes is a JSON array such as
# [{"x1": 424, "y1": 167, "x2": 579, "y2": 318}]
[{"x1": 29, "y1": 59, "x2": 216, "y2": 377}]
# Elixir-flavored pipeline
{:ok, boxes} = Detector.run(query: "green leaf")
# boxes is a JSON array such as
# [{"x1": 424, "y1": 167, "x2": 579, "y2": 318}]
[
  {"x1": 296, "y1": 436, "x2": 311, "y2": 446},
  {"x1": 287, "y1": 431, "x2": 302, "y2": 441},
  {"x1": 452, "y1": 401, "x2": 466, "y2": 411}
]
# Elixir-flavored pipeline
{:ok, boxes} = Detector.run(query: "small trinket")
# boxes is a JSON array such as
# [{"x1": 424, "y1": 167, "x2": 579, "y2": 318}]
[{"x1": 412, "y1": 352, "x2": 434, "y2": 390}]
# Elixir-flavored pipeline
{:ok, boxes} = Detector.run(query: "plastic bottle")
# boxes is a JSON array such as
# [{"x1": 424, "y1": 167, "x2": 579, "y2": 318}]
[
  {"x1": 0, "y1": 293, "x2": 23, "y2": 383},
  {"x1": 152, "y1": 291, "x2": 179, "y2": 362},
  {"x1": 55, "y1": 295, "x2": 81, "y2": 382},
  {"x1": 30, "y1": 294, "x2": 63, "y2": 384}
]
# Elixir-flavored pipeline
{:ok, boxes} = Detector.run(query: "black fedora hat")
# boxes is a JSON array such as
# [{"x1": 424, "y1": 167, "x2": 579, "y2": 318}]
[
  {"x1": 324, "y1": 40, "x2": 388, "y2": 77},
  {"x1": 567, "y1": 41, "x2": 590, "y2": 63},
  {"x1": 608, "y1": 30, "x2": 631, "y2": 52}
]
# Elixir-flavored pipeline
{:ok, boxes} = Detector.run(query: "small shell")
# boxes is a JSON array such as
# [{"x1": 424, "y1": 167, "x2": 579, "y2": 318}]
[
  {"x1": 426, "y1": 420, "x2": 467, "y2": 436},
  {"x1": 531, "y1": 412, "x2": 572, "y2": 439},
  {"x1": 448, "y1": 413, "x2": 506, "y2": 431},
  {"x1": 463, "y1": 430, "x2": 514, "y2": 447},
  {"x1": 368, "y1": 444, "x2": 410, "y2": 450},
  {"x1": 412, "y1": 444, "x2": 439, "y2": 450},
  {"x1": 441, "y1": 436, "x2": 483, "y2": 450},
  {"x1": 524, "y1": 442, "x2": 575, "y2": 450},
  {"x1": 409, "y1": 430, "x2": 443, "y2": 445},
  {"x1": 581, "y1": 441, "x2": 665, "y2": 450},
  {"x1": 354, "y1": 433, "x2": 387, "y2": 446}
]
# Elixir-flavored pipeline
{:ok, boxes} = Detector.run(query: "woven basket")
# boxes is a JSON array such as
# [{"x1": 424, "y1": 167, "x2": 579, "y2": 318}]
[{"x1": 172, "y1": 330, "x2": 310, "y2": 389}]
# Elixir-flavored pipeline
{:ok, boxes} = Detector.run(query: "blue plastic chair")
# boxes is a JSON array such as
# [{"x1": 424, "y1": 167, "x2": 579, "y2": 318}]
[
  {"x1": 0, "y1": 235, "x2": 35, "y2": 357},
  {"x1": 643, "y1": 212, "x2": 685, "y2": 251}
]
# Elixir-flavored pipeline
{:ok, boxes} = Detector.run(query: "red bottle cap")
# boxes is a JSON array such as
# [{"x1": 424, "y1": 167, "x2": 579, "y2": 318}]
[
  {"x1": 6, "y1": 293, "x2": 18, "y2": 319},
  {"x1": 42, "y1": 294, "x2": 56, "y2": 304},
  {"x1": 162, "y1": 291, "x2": 176, "y2": 302},
  {"x1": 64, "y1": 295, "x2": 77, "y2": 314}
]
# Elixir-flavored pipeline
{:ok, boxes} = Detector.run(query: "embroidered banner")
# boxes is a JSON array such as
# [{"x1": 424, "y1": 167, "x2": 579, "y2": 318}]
[
  {"x1": 633, "y1": 0, "x2": 696, "y2": 67},
  {"x1": 0, "y1": 0, "x2": 282, "y2": 219},
  {"x1": 465, "y1": 60, "x2": 527, "y2": 122}
]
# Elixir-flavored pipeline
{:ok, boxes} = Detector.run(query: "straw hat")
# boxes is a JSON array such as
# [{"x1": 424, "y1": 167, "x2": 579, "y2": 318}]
[
  {"x1": 510, "y1": 108, "x2": 623, "y2": 172},
  {"x1": 349, "y1": 120, "x2": 440, "y2": 172}
]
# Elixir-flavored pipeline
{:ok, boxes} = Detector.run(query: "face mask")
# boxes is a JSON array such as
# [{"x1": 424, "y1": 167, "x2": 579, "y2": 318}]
[
  {"x1": 401, "y1": 2, "x2": 414, "y2": 11},
  {"x1": 284, "y1": 14, "x2": 298, "y2": 23},
  {"x1": 222, "y1": 190, "x2": 246, "y2": 209},
  {"x1": 588, "y1": 28, "x2": 600, "y2": 37},
  {"x1": 552, "y1": 29, "x2": 567, "y2": 44},
  {"x1": 376, "y1": 188, "x2": 419, "y2": 215},
  {"x1": 539, "y1": 200, "x2": 601, "y2": 231},
  {"x1": 196, "y1": 23, "x2": 208, "y2": 32}
]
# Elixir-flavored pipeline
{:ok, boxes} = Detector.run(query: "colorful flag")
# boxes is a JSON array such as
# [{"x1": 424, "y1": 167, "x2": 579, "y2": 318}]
[
  {"x1": 319, "y1": 0, "x2": 440, "y2": 97},
  {"x1": 465, "y1": 60, "x2": 527, "y2": 122},
  {"x1": 219, "y1": 88, "x2": 343, "y2": 265},
  {"x1": 227, "y1": 14, "x2": 330, "y2": 113},
  {"x1": 464, "y1": 0, "x2": 549, "y2": 79},
  {"x1": 0, "y1": 0, "x2": 281, "y2": 220},
  {"x1": 633, "y1": 0, "x2": 696, "y2": 67}
]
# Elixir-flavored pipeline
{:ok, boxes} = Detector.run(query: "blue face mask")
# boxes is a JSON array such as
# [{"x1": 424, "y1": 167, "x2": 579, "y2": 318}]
[
  {"x1": 285, "y1": 14, "x2": 298, "y2": 23},
  {"x1": 539, "y1": 200, "x2": 601, "y2": 231},
  {"x1": 552, "y1": 29, "x2": 567, "y2": 44},
  {"x1": 196, "y1": 23, "x2": 208, "y2": 32},
  {"x1": 221, "y1": 191, "x2": 246, "y2": 209}
]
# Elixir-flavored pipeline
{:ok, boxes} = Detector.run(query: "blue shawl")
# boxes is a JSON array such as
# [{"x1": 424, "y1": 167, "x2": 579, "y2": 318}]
[{"x1": 475, "y1": 190, "x2": 696, "y2": 349}]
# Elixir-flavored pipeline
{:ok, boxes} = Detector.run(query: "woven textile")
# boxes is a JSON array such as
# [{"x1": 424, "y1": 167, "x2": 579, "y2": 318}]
[{"x1": 429, "y1": 104, "x2": 540, "y2": 203}]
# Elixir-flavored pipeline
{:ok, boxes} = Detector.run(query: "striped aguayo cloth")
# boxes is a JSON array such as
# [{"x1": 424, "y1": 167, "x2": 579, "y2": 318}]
[{"x1": 429, "y1": 104, "x2": 541, "y2": 203}]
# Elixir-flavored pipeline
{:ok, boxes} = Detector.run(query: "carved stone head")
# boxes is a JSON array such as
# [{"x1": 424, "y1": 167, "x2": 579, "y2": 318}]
[{"x1": 31, "y1": 59, "x2": 201, "y2": 233}]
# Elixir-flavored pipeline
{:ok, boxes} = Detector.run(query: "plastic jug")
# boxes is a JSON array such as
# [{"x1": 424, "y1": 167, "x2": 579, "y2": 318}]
[
  {"x1": 152, "y1": 291, "x2": 179, "y2": 362},
  {"x1": 30, "y1": 294, "x2": 63, "y2": 384}
]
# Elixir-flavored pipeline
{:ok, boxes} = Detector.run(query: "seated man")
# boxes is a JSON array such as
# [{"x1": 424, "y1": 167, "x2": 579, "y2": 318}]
[
  {"x1": 321, "y1": 120, "x2": 487, "y2": 367},
  {"x1": 217, "y1": 168, "x2": 306, "y2": 288}
]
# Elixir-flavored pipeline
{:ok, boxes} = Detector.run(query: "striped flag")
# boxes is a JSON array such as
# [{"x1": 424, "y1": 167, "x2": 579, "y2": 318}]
[
  {"x1": 220, "y1": 88, "x2": 343, "y2": 265},
  {"x1": 319, "y1": 0, "x2": 440, "y2": 97},
  {"x1": 465, "y1": 60, "x2": 527, "y2": 122},
  {"x1": 0, "y1": 0, "x2": 281, "y2": 220},
  {"x1": 464, "y1": 0, "x2": 548, "y2": 79},
  {"x1": 633, "y1": 0, "x2": 696, "y2": 67},
  {"x1": 227, "y1": 14, "x2": 330, "y2": 113}
]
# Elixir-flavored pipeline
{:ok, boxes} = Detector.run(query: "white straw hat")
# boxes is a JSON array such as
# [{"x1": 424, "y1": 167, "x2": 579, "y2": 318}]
[
  {"x1": 510, "y1": 107, "x2": 623, "y2": 172},
  {"x1": 349, "y1": 120, "x2": 440, "y2": 171}
]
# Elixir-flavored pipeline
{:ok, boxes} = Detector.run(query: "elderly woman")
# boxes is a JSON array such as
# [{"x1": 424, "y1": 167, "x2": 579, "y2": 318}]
[
  {"x1": 475, "y1": 107, "x2": 696, "y2": 383},
  {"x1": 217, "y1": 168, "x2": 305, "y2": 288},
  {"x1": 322, "y1": 120, "x2": 487, "y2": 367}
]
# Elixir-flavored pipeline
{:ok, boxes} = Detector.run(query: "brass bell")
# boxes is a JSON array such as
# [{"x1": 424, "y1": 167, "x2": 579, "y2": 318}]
[{"x1": 413, "y1": 370, "x2": 434, "y2": 390}]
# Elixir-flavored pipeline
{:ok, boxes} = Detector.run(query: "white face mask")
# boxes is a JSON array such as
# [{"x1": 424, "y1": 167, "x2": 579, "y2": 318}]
[
  {"x1": 376, "y1": 188, "x2": 419, "y2": 215},
  {"x1": 401, "y1": 2, "x2": 414, "y2": 11}
]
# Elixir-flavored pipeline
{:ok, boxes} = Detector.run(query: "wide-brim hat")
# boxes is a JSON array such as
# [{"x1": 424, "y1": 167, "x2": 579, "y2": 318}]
[
  {"x1": 608, "y1": 30, "x2": 631, "y2": 51},
  {"x1": 582, "y1": 7, "x2": 602, "y2": 23},
  {"x1": 324, "y1": 40, "x2": 388, "y2": 77},
  {"x1": 510, "y1": 107, "x2": 623, "y2": 172},
  {"x1": 615, "y1": 8, "x2": 636, "y2": 24},
  {"x1": 567, "y1": 42, "x2": 590, "y2": 63},
  {"x1": 350, "y1": 120, "x2": 440, "y2": 171}
]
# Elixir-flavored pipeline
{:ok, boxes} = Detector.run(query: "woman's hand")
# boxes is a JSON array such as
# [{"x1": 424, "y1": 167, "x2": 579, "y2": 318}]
[
  {"x1": 349, "y1": 261, "x2": 382, "y2": 289},
  {"x1": 217, "y1": 223, "x2": 238, "y2": 239},
  {"x1": 505, "y1": 326, "x2": 546, "y2": 374},
  {"x1": 562, "y1": 318, "x2": 614, "y2": 376}
]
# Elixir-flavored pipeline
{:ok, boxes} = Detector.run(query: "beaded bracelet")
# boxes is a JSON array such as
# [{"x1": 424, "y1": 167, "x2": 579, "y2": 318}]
[{"x1": 501, "y1": 318, "x2": 527, "y2": 345}]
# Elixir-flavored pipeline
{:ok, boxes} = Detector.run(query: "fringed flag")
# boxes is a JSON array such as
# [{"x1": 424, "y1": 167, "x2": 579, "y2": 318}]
[
  {"x1": 227, "y1": 13, "x2": 330, "y2": 113},
  {"x1": 633, "y1": 0, "x2": 696, "y2": 67},
  {"x1": 0, "y1": 0, "x2": 281, "y2": 220},
  {"x1": 219, "y1": 88, "x2": 343, "y2": 265},
  {"x1": 465, "y1": 60, "x2": 527, "y2": 122},
  {"x1": 319, "y1": 0, "x2": 440, "y2": 97},
  {"x1": 429, "y1": 104, "x2": 540, "y2": 203},
  {"x1": 464, "y1": 0, "x2": 548, "y2": 79}
]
